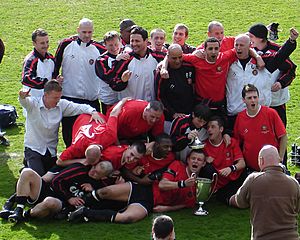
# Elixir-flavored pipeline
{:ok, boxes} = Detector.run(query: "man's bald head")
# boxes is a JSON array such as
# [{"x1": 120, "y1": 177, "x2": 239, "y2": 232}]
[
  {"x1": 235, "y1": 34, "x2": 251, "y2": 60},
  {"x1": 168, "y1": 43, "x2": 183, "y2": 69},
  {"x1": 258, "y1": 145, "x2": 281, "y2": 170},
  {"x1": 85, "y1": 144, "x2": 101, "y2": 165},
  {"x1": 235, "y1": 34, "x2": 251, "y2": 45}
]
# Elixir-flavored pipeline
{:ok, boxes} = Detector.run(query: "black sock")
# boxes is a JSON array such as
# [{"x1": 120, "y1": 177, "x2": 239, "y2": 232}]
[
  {"x1": 15, "y1": 196, "x2": 27, "y2": 205},
  {"x1": 7, "y1": 193, "x2": 16, "y2": 202},
  {"x1": 85, "y1": 209, "x2": 117, "y2": 222}
]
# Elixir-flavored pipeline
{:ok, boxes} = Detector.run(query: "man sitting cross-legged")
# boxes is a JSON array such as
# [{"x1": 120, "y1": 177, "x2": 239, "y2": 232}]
[{"x1": 67, "y1": 149, "x2": 206, "y2": 223}]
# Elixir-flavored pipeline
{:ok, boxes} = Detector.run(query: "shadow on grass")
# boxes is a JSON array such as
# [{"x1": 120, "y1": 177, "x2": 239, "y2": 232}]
[
  {"x1": 0, "y1": 124, "x2": 23, "y2": 203},
  {"x1": 0, "y1": 152, "x2": 19, "y2": 199}
]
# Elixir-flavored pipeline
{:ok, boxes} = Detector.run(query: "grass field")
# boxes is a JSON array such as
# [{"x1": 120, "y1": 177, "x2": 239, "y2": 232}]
[{"x1": 0, "y1": 0, "x2": 300, "y2": 239}]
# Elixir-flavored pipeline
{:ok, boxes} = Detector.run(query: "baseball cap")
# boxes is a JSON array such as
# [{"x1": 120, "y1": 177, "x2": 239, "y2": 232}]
[
  {"x1": 119, "y1": 19, "x2": 136, "y2": 32},
  {"x1": 248, "y1": 23, "x2": 268, "y2": 40}
]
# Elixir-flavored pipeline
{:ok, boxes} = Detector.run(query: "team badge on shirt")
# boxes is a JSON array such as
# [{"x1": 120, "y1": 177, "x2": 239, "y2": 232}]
[
  {"x1": 261, "y1": 125, "x2": 269, "y2": 134},
  {"x1": 226, "y1": 151, "x2": 231, "y2": 160},
  {"x1": 187, "y1": 191, "x2": 193, "y2": 198},
  {"x1": 89, "y1": 59, "x2": 94, "y2": 65},
  {"x1": 216, "y1": 66, "x2": 222, "y2": 72}
]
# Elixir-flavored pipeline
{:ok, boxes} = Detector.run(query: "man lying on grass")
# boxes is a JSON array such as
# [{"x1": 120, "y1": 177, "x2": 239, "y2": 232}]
[
  {"x1": 67, "y1": 149, "x2": 206, "y2": 223},
  {"x1": 0, "y1": 158, "x2": 113, "y2": 224}
]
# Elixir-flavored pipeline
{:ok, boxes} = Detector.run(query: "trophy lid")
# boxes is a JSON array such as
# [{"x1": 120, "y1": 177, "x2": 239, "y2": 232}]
[{"x1": 189, "y1": 136, "x2": 205, "y2": 149}]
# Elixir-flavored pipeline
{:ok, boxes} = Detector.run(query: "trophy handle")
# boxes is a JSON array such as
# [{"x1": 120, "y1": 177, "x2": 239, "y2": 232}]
[{"x1": 207, "y1": 173, "x2": 218, "y2": 201}]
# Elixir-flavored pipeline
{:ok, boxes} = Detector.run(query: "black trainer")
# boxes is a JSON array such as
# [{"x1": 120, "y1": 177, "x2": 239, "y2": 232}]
[
  {"x1": 53, "y1": 207, "x2": 72, "y2": 220},
  {"x1": 2, "y1": 193, "x2": 16, "y2": 210},
  {"x1": 68, "y1": 206, "x2": 88, "y2": 223},
  {"x1": 8, "y1": 207, "x2": 24, "y2": 224},
  {"x1": 0, "y1": 210, "x2": 14, "y2": 220},
  {"x1": 2, "y1": 200, "x2": 15, "y2": 211}
]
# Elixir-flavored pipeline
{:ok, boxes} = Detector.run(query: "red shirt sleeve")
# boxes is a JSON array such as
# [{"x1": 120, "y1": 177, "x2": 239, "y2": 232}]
[
  {"x1": 271, "y1": 109, "x2": 286, "y2": 138},
  {"x1": 59, "y1": 145, "x2": 82, "y2": 161},
  {"x1": 182, "y1": 54, "x2": 201, "y2": 65},
  {"x1": 222, "y1": 48, "x2": 237, "y2": 64}
]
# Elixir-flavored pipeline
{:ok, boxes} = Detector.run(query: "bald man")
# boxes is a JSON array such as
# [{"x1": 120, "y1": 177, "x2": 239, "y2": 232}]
[
  {"x1": 230, "y1": 145, "x2": 300, "y2": 240},
  {"x1": 54, "y1": 18, "x2": 106, "y2": 147},
  {"x1": 156, "y1": 43, "x2": 195, "y2": 133},
  {"x1": 197, "y1": 21, "x2": 235, "y2": 52}
]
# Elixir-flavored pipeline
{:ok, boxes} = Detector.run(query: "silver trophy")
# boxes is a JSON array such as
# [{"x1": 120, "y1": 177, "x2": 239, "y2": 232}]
[
  {"x1": 189, "y1": 136, "x2": 205, "y2": 149},
  {"x1": 192, "y1": 173, "x2": 218, "y2": 216}
]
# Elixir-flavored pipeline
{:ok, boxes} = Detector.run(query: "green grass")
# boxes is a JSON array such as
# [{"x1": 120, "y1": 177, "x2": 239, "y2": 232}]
[{"x1": 0, "y1": 0, "x2": 299, "y2": 239}]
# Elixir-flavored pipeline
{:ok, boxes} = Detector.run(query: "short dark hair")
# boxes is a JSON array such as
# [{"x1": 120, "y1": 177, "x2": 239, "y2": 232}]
[
  {"x1": 208, "y1": 115, "x2": 224, "y2": 128},
  {"x1": 188, "y1": 149, "x2": 205, "y2": 158},
  {"x1": 32, "y1": 28, "x2": 48, "y2": 42},
  {"x1": 130, "y1": 26, "x2": 148, "y2": 41},
  {"x1": 119, "y1": 19, "x2": 135, "y2": 32},
  {"x1": 204, "y1": 37, "x2": 220, "y2": 49},
  {"x1": 193, "y1": 104, "x2": 211, "y2": 122},
  {"x1": 242, "y1": 84, "x2": 259, "y2": 98},
  {"x1": 152, "y1": 215, "x2": 174, "y2": 239},
  {"x1": 103, "y1": 31, "x2": 120, "y2": 43},
  {"x1": 131, "y1": 141, "x2": 146, "y2": 155},
  {"x1": 155, "y1": 133, "x2": 171, "y2": 144},
  {"x1": 44, "y1": 80, "x2": 62, "y2": 93},
  {"x1": 147, "y1": 101, "x2": 164, "y2": 112}
]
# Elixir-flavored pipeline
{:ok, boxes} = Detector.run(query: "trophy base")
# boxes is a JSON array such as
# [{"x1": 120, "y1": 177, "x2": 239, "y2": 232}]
[{"x1": 194, "y1": 209, "x2": 208, "y2": 216}]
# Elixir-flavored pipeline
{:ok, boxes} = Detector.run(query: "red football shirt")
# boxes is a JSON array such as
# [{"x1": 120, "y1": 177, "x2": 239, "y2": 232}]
[
  {"x1": 100, "y1": 145, "x2": 135, "y2": 170},
  {"x1": 234, "y1": 106, "x2": 286, "y2": 171},
  {"x1": 183, "y1": 50, "x2": 236, "y2": 102},
  {"x1": 136, "y1": 152, "x2": 176, "y2": 175},
  {"x1": 60, "y1": 113, "x2": 117, "y2": 160},
  {"x1": 106, "y1": 100, "x2": 164, "y2": 139},
  {"x1": 153, "y1": 161, "x2": 196, "y2": 208},
  {"x1": 204, "y1": 138, "x2": 243, "y2": 189}
]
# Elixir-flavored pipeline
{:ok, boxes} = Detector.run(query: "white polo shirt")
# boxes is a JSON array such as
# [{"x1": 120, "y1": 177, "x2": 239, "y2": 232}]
[{"x1": 19, "y1": 96, "x2": 95, "y2": 156}]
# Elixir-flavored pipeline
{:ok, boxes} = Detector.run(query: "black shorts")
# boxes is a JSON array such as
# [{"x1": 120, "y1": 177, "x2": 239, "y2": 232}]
[
  {"x1": 87, "y1": 196, "x2": 127, "y2": 211},
  {"x1": 128, "y1": 182, "x2": 153, "y2": 214},
  {"x1": 27, "y1": 179, "x2": 57, "y2": 205}
]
